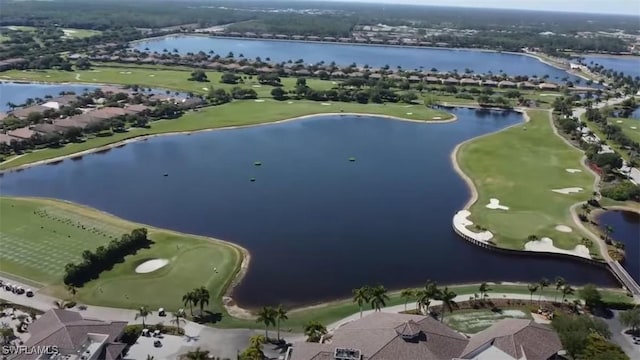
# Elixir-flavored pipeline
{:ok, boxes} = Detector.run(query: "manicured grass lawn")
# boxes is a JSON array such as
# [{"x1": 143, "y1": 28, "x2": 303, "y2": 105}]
[
  {"x1": 457, "y1": 110, "x2": 596, "y2": 251},
  {"x1": 1, "y1": 100, "x2": 451, "y2": 170},
  {"x1": 61, "y1": 28, "x2": 102, "y2": 39},
  {"x1": 444, "y1": 308, "x2": 531, "y2": 334},
  {"x1": 0, "y1": 197, "x2": 242, "y2": 312},
  {"x1": 609, "y1": 117, "x2": 640, "y2": 144}
]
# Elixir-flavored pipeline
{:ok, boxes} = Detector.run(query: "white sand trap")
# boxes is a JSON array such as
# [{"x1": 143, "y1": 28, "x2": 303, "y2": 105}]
[
  {"x1": 406, "y1": 112, "x2": 413, "y2": 115},
  {"x1": 45, "y1": 75, "x2": 50, "y2": 78},
  {"x1": 202, "y1": 87, "x2": 208, "y2": 91},
  {"x1": 287, "y1": 101, "x2": 293, "y2": 104},
  {"x1": 331, "y1": 81, "x2": 338, "y2": 84},
  {"x1": 616, "y1": 120, "x2": 623, "y2": 123},
  {"x1": 540, "y1": 93, "x2": 561, "y2": 97},
  {"x1": 632, "y1": 126, "x2": 638, "y2": 130},
  {"x1": 432, "y1": 116, "x2": 442, "y2": 120},
  {"x1": 252, "y1": 85, "x2": 261, "y2": 88},
  {"x1": 552, "y1": 187, "x2": 583, "y2": 194},
  {"x1": 453, "y1": 210, "x2": 494, "y2": 243},
  {"x1": 135, "y1": 259, "x2": 169, "y2": 273},
  {"x1": 119, "y1": 71, "x2": 132, "y2": 75},
  {"x1": 565, "y1": 168, "x2": 582, "y2": 173},
  {"x1": 485, "y1": 198, "x2": 509, "y2": 210},
  {"x1": 555, "y1": 225, "x2": 573, "y2": 233},
  {"x1": 149, "y1": 74, "x2": 155, "y2": 77},
  {"x1": 254, "y1": 99, "x2": 265, "y2": 103},
  {"x1": 92, "y1": 78, "x2": 97, "y2": 81},
  {"x1": 403, "y1": 105, "x2": 413, "y2": 108},
  {"x1": 321, "y1": 102, "x2": 332, "y2": 106},
  {"x1": 63, "y1": 29, "x2": 77, "y2": 35},
  {"x1": 525, "y1": 237, "x2": 591, "y2": 259}
]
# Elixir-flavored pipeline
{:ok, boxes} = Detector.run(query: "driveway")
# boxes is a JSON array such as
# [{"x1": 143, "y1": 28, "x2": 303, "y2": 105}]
[{"x1": 597, "y1": 310, "x2": 640, "y2": 359}]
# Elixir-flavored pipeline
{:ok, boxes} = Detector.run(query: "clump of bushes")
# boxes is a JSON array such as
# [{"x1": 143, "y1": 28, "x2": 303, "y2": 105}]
[{"x1": 600, "y1": 181, "x2": 640, "y2": 201}]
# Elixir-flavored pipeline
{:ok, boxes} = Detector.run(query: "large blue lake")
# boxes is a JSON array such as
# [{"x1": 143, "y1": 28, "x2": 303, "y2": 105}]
[
  {"x1": 581, "y1": 55, "x2": 640, "y2": 79},
  {"x1": 134, "y1": 36, "x2": 580, "y2": 80},
  {"x1": 0, "y1": 109, "x2": 617, "y2": 307},
  {"x1": 598, "y1": 210, "x2": 640, "y2": 282},
  {"x1": 0, "y1": 82, "x2": 98, "y2": 112}
]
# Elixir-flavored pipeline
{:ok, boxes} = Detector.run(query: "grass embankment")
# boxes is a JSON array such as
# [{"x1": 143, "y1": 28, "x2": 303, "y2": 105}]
[
  {"x1": 457, "y1": 110, "x2": 597, "y2": 252},
  {"x1": 0, "y1": 100, "x2": 451, "y2": 170},
  {"x1": 0, "y1": 197, "x2": 242, "y2": 311}
]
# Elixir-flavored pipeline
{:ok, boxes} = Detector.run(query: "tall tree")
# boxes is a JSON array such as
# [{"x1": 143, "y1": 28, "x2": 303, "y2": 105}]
[
  {"x1": 194, "y1": 286, "x2": 210, "y2": 318},
  {"x1": 400, "y1": 289, "x2": 415, "y2": 312},
  {"x1": 135, "y1": 306, "x2": 152, "y2": 328},
  {"x1": 182, "y1": 291, "x2": 196, "y2": 317},
  {"x1": 438, "y1": 287, "x2": 457, "y2": 322},
  {"x1": 275, "y1": 305, "x2": 288, "y2": 341},
  {"x1": 478, "y1": 282, "x2": 491, "y2": 301},
  {"x1": 579, "y1": 284, "x2": 602, "y2": 309},
  {"x1": 528, "y1": 283, "x2": 539, "y2": 304},
  {"x1": 370, "y1": 285, "x2": 389, "y2": 311},
  {"x1": 619, "y1": 307, "x2": 640, "y2": 335},
  {"x1": 561, "y1": 285, "x2": 575, "y2": 303},
  {"x1": 538, "y1": 278, "x2": 550, "y2": 304},
  {"x1": 352, "y1": 286, "x2": 371, "y2": 318},
  {"x1": 171, "y1": 309, "x2": 186, "y2": 331},
  {"x1": 256, "y1": 306, "x2": 276, "y2": 339},
  {"x1": 554, "y1": 277, "x2": 566, "y2": 303}
]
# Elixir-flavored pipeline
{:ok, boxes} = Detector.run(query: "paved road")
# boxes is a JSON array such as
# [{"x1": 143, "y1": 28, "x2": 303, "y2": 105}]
[
  {"x1": 598, "y1": 310, "x2": 640, "y2": 359},
  {"x1": 0, "y1": 276, "x2": 303, "y2": 359}
]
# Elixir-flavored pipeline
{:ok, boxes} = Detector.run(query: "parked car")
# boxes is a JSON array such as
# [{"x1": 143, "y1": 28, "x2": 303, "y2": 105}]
[
  {"x1": 25, "y1": 289, "x2": 34, "y2": 297},
  {"x1": 153, "y1": 340, "x2": 162, "y2": 348}
]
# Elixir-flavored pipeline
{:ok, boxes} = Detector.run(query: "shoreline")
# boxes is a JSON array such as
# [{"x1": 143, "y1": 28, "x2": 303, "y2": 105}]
[{"x1": 0, "y1": 109, "x2": 457, "y2": 173}]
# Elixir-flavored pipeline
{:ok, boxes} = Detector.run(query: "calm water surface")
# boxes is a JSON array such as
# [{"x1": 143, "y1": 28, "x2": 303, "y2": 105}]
[
  {"x1": 598, "y1": 210, "x2": 640, "y2": 282},
  {"x1": 133, "y1": 36, "x2": 579, "y2": 80},
  {"x1": 0, "y1": 109, "x2": 617, "y2": 307},
  {"x1": 581, "y1": 56, "x2": 640, "y2": 78},
  {"x1": 0, "y1": 83, "x2": 98, "y2": 112}
]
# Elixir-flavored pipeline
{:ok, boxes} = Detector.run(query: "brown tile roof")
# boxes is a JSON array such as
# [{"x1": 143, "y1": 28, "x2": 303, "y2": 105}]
[
  {"x1": 290, "y1": 312, "x2": 469, "y2": 360},
  {"x1": 0, "y1": 133, "x2": 19, "y2": 144},
  {"x1": 16, "y1": 309, "x2": 127, "y2": 360},
  {"x1": 48, "y1": 94, "x2": 79, "y2": 107},
  {"x1": 7, "y1": 127, "x2": 36, "y2": 139},
  {"x1": 89, "y1": 107, "x2": 129, "y2": 119},
  {"x1": 32, "y1": 123, "x2": 64, "y2": 135},
  {"x1": 460, "y1": 319, "x2": 563, "y2": 360},
  {"x1": 11, "y1": 105, "x2": 50, "y2": 119},
  {"x1": 125, "y1": 104, "x2": 151, "y2": 113}
]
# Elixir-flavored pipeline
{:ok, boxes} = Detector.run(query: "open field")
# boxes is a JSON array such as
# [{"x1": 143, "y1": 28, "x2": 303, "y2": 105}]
[
  {"x1": 457, "y1": 110, "x2": 596, "y2": 252},
  {"x1": 0, "y1": 99, "x2": 452, "y2": 170},
  {"x1": 444, "y1": 308, "x2": 531, "y2": 334},
  {"x1": 609, "y1": 117, "x2": 640, "y2": 144},
  {"x1": 0, "y1": 197, "x2": 243, "y2": 311},
  {"x1": 61, "y1": 28, "x2": 102, "y2": 39}
]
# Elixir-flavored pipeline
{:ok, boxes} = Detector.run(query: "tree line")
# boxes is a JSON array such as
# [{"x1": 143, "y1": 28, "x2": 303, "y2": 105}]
[{"x1": 63, "y1": 228, "x2": 151, "y2": 286}]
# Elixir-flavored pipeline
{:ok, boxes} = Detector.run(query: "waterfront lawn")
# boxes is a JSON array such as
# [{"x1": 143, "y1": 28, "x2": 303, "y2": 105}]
[
  {"x1": 0, "y1": 197, "x2": 242, "y2": 311},
  {"x1": 1, "y1": 100, "x2": 452, "y2": 169},
  {"x1": 457, "y1": 110, "x2": 596, "y2": 251}
]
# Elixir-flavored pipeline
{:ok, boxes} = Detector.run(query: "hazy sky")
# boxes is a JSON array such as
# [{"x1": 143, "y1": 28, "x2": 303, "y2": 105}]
[{"x1": 323, "y1": 0, "x2": 640, "y2": 15}]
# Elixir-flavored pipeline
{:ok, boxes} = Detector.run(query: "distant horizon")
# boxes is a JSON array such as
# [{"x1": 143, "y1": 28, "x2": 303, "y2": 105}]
[{"x1": 317, "y1": 0, "x2": 640, "y2": 16}]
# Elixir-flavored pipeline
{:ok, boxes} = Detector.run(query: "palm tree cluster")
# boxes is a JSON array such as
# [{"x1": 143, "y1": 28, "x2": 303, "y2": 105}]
[
  {"x1": 415, "y1": 281, "x2": 458, "y2": 322},
  {"x1": 182, "y1": 287, "x2": 210, "y2": 319},
  {"x1": 303, "y1": 320, "x2": 328, "y2": 343},
  {"x1": 352, "y1": 285, "x2": 390, "y2": 318},
  {"x1": 239, "y1": 335, "x2": 266, "y2": 360},
  {"x1": 255, "y1": 305, "x2": 288, "y2": 341}
]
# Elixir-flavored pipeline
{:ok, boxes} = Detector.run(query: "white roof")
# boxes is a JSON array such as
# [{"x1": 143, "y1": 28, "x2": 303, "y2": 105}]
[{"x1": 42, "y1": 101, "x2": 61, "y2": 110}]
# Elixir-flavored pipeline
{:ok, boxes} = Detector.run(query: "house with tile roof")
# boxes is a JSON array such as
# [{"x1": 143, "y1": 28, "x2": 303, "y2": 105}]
[
  {"x1": 285, "y1": 313, "x2": 563, "y2": 360},
  {"x1": 13, "y1": 309, "x2": 127, "y2": 360}
]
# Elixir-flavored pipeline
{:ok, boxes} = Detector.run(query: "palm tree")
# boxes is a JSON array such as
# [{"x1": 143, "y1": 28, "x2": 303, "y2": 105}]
[
  {"x1": 194, "y1": 287, "x2": 209, "y2": 318},
  {"x1": 538, "y1": 278, "x2": 550, "y2": 304},
  {"x1": 400, "y1": 289, "x2": 415, "y2": 312},
  {"x1": 146, "y1": 355, "x2": 154, "y2": 360},
  {"x1": 478, "y1": 282, "x2": 491, "y2": 301},
  {"x1": 65, "y1": 285, "x2": 77, "y2": 299},
  {"x1": 242, "y1": 335, "x2": 266, "y2": 360},
  {"x1": 554, "y1": 277, "x2": 566, "y2": 303},
  {"x1": 275, "y1": 305, "x2": 288, "y2": 341},
  {"x1": 184, "y1": 347, "x2": 210, "y2": 360},
  {"x1": 135, "y1": 306, "x2": 152, "y2": 328},
  {"x1": 182, "y1": 291, "x2": 196, "y2": 317},
  {"x1": 303, "y1": 320, "x2": 327, "y2": 342},
  {"x1": 256, "y1": 306, "x2": 276, "y2": 339},
  {"x1": 438, "y1": 287, "x2": 457, "y2": 322},
  {"x1": 352, "y1": 286, "x2": 371, "y2": 318},
  {"x1": 370, "y1": 285, "x2": 389, "y2": 311},
  {"x1": 528, "y1": 284, "x2": 539, "y2": 304},
  {"x1": 603, "y1": 225, "x2": 614, "y2": 243},
  {"x1": 171, "y1": 309, "x2": 186, "y2": 331},
  {"x1": 422, "y1": 280, "x2": 441, "y2": 314},
  {"x1": 53, "y1": 299, "x2": 69, "y2": 309},
  {"x1": 561, "y1": 285, "x2": 575, "y2": 303}
]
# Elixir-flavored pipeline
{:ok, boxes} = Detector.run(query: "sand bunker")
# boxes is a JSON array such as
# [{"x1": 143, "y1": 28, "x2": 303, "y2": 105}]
[
  {"x1": 485, "y1": 198, "x2": 509, "y2": 210},
  {"x1": 287, "y1": 101, "x2": 294, "y2": 104},
  {"x1": 119, "y1": 71, "x2": 132, "y2": 75},
  {"x1": 406, "y1": 112, "x2": 413, "y2": 115},
  {"x1": 135, "y1": 259, "x2": 169, "y2": 273},
  {"x1": 254, "y1": 99, "x2": 265, "y2": 103},
  {"x1": 453, "y1": 210, "x2": 494, "y2": 243},
  {"x1": 149, "y1": 74, "x2": 155, "y2": 77},
  {"x1": 432, "y1": 116, "x2": 442, "y2": 120},
  {"x1": 524, "y1": 237, "x2": 591, "y2": 259},
  {"x1": 252, "y1": 85, "x2": 261, "y2": 88},
  {"x1": 632, "y1": 126, "x2": 638, "y2": 130},
  {"x1": 555, "y1": 225, "x2": 573, "y2": 233},
  {"x1": 202, "y1": 87, "x2": 208, "y2": 91},
  {"x1": 616, "y1": 120, "x2": 623, "y2": 123},
  {"x1": 565, "y1": 169, "x2": 582, "y2": 173},
  {"x1": 552, "y1": 187, "x2": 583, "y2": 194},
  {"x1": 321, "y1": 102, "x2": 332, "y2": 106}
]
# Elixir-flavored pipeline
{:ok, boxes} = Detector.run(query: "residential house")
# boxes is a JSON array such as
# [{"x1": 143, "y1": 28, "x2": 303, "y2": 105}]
[
  {"x1": 442, "y1": 77, "x2": 460, "y2": 85},
  {"x1": 460, "y1": 78, "x2": 480, "y2": 86},
  {"x1": 481, "y1": 80, "x2": 498, "y2": 87},
  {"x1": 124, "y1": 104, "x2": 152, "y2": 115},
  {"x1": 498, "y1": 80, "x2": 517, "y2": 88},
  {"x1": 425, "y1": 76, "x2": 440, "y2": 84},
  {"x1": 41, "y1": 95, "x2": 79, "y2": 110},
  {"x1": 7, "y1": 127, "x2": 37, "y2": 140},
  {"x1": 10, "y1": 105, "x2": 50, "y2": 120},
  {"x1": 285, "y1": 313, "x2": 564, "y2": 360},
  {"x1": 179, "y1": 97, "x2": 205, "y2": 109},
  {"x1": 13, "y1": 309, "x2": 127, "y2": 360},
  {"x1": 408, "y1": 75, "x2": 421, "y2": 83},
  {"x1": 518, "y1": 81, "x2": 537, "y2": 90},
  {"x1": 539, "y1": 83, "x2": 559, "y2": 91},
  {"x1": 0, "y1": 133, "x2": 19, "y2": 145},
  {"x1": 0, "y1": 58, "x2": 28, "y2": 71}
]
